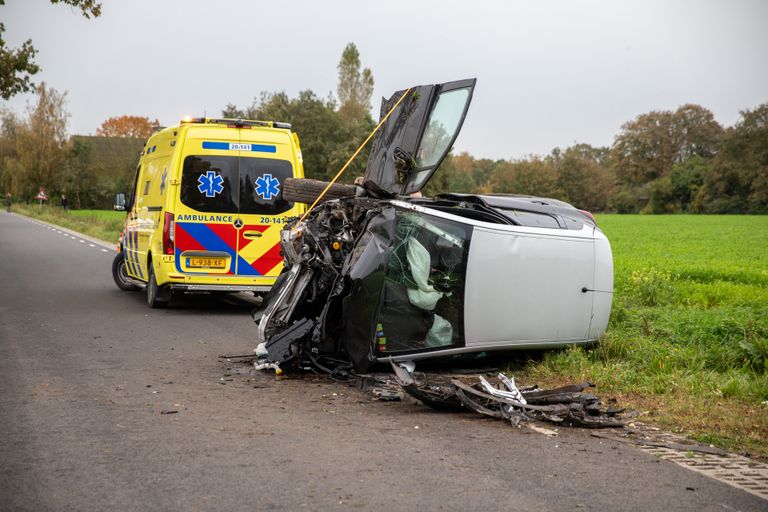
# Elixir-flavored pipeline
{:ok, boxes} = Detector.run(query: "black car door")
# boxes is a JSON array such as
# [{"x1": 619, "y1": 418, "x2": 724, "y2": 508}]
[{"x1": 363, "y1": 78, "x2": 476, "y2": 196}]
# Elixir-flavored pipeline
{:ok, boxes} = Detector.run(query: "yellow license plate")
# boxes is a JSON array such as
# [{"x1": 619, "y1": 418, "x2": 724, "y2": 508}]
[{"x1": 188, "y1": 257, "x2": 226, "y2": 269}]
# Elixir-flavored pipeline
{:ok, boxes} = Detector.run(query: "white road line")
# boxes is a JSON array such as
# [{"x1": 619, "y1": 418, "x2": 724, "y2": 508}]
[
  {"x1": 79, "y1": 239, "x2": 85, "y2": 243},
  {"x1": 101, "y1": 249, "x2": 109, "y2": 253},
  {"x1": 89, "y1": 244, "x2": 95, "y2": 247}
]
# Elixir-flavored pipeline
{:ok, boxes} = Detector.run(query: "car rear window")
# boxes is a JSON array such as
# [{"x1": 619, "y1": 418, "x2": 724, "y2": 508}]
[{"x1": 180, "y1": 155, "x2": 293, "y2": 215}]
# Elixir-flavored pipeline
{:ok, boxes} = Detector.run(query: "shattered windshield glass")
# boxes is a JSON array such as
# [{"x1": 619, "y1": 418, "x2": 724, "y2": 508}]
[{"x1": 374, "y1": 211, "x2": 471, "y2": 354}]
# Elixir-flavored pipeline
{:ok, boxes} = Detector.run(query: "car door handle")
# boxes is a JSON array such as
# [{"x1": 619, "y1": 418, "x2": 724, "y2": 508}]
[{"x1": 243, "y1": 231, "x2": 263, "y2": 239}]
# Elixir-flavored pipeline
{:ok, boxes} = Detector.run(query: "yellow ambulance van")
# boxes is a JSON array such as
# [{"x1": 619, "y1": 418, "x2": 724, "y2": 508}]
[{"x1": 111, "y1": 117, "x2": 305, "y2": 307}]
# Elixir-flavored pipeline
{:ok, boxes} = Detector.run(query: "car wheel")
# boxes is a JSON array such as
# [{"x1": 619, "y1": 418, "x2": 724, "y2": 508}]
[
  {"x1": 282, "y1": 178, "x2": 356, "y2": 205},
  {"x1": 147, "y1": 264, "x2": 170, "y2": 308},
  {"x1": 112, "y1": 252, "x2": 140, "y2": 291}
]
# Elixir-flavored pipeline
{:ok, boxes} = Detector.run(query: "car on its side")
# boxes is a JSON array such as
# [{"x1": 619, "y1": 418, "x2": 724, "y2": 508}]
[{"x1": 253, "y1": 79, "x2": 613, "y2": 373}]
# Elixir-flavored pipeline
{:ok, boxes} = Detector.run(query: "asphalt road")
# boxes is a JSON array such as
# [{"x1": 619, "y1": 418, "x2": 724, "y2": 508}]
[{"x1": 0, "y1": 211, "x2": 764, "y2": 511}]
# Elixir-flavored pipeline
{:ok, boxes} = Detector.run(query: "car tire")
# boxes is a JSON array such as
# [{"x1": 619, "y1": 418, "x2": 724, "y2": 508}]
[
  {"x1": 282, "y1": 178, "x2": 356, "y2": 205},
  {"x1": 147, "y1": 264, "x2": 170, "y2": 308},
  {"x1": 112, "y1": 252, "x2": 140, "y2": 291}
]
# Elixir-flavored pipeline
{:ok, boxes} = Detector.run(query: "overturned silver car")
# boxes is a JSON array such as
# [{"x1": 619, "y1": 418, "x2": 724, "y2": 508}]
[{"x1": 253, "y1": 79, "x2": 613, "y2": 373}]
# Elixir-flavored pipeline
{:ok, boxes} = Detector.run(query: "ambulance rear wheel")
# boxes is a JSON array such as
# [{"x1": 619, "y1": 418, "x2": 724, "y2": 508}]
[
  {"x1": 282, "y1": 178, "x2": 356, "y2": 205},
  {"x1": 147, "y1": 265, "x2": 171, "y2": 308},
  {"x1": 112, "y1": 253, "x2": 140, "y2": 291}
]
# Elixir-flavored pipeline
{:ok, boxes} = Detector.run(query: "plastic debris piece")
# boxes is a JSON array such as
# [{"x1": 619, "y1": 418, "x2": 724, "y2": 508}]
[
  {"x1": 528, "y1": 424, "x2": 559, "y2": 437},
  {"x1": 255, "y1": 361, "x2": 283, "y2": 375}
]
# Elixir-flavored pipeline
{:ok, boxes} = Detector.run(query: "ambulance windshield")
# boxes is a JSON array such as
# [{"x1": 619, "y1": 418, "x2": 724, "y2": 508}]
[{"x1": 180, "y1": 155, "x2": 293, "y2": 215}]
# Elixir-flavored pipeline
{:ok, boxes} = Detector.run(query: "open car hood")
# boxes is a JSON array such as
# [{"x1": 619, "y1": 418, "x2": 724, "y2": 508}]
[{"x1": 363, "y1": 79, "x2": 476, "y2": 196}]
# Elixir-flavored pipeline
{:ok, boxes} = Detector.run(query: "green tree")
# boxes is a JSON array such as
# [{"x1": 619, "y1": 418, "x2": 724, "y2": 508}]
[
  {"x1": 646, "y1": 156, "x2": 710, "y2": 213},
  {"x1": 0, "y1": 83, "x2": 69, "y2": 201},
  {"x1": 699, "y1": 103, "x2": 768, "y2": 213},
  {"x1": 490, "y1": 156, "x2": 561, "y2": 198},
  {"x1": 550, "y1": 145, "x2": 613, "y2": 212},
  {"x1": 672, "y1": 104, "x2": 723, "y2": 160},
  {"x1": 336, "y1": 43, "x2": 374, "y2": 123},
  {"x1": 0, "y1": 109, "x2": 22, "y2": 195},
  {"x1": 610, "y1": 104, "x2": 722, "y2": 211},
  {"x1": 232, "y1": 90, "x2": 349, "y2": 181},
  {"x1": 67, "y1": 134, "x2": 144, "y2": 207},
  {"x1": 469, "y1": 157, "x2": 500, "y2": 193},
  {"x1": 60, "y1": 137, "x2": 96, "y2": 209},
  {"x1": 221, "y1": 103, "x2": 246, "y2": 119},
  {"x1": 422, "y1": 153, "x2": 476, "y2": 196},
  {"x1": 223, "y1": 43, "x2": 378, "y2": 183},
  {"x1": 0, "y1": 0, "x2": 101, "y2": 99}
]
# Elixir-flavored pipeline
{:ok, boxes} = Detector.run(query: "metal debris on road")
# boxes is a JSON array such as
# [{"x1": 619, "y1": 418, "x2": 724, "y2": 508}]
[{"x1": 390, "y1": 361, "x2": 624, "y2": 428}]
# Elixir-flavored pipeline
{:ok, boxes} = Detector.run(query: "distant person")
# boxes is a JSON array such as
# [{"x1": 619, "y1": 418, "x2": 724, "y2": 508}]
[
  {"x1": 5, "y1": 192, "x2": 10, "y2": 213},
  {"x1": 60, "y1": 194, "x2": 69, "y2": 211}
]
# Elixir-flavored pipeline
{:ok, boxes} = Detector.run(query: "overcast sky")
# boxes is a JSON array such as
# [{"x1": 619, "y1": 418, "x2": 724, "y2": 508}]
[{"x1": 2, "y1": 0, "x2": 767, "y2": 160}]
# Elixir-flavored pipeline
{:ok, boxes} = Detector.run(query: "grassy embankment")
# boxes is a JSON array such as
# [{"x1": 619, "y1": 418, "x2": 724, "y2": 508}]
[
  {"x1": 13, "y1": 204, "x2": 124, "y2": 243},
  {"x1": 14, "y1": 206, "x2": 768, "y2": 457},
  {"x1": 523, "y1": 214, "x2": 768, "y2": 458}
]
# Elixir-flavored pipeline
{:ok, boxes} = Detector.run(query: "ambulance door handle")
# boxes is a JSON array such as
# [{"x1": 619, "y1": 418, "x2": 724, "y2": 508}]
[{"x1": 243, "y1": 231, "x2": 263, "y2": 239}]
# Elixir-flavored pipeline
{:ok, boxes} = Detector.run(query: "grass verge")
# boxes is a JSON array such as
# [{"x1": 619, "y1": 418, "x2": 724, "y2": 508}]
[{"x1": 13, "y1": 204, "x2": 124, "y2": 243}]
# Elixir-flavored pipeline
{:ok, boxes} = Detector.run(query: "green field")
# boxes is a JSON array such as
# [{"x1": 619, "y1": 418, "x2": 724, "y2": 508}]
[
  {"x1": 14, "y1": 207, "x2": 768, "y2": 457},
  {"x1": 526, "y1": 214, "x2": 768, "y2": 458}
]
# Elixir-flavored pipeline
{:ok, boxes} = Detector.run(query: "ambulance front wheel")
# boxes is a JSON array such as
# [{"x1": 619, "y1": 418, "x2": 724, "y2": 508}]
[
  {"x1": 112, "y1": 253, "x2": 140, "y2": 291},
  {"x1": 147, "y1": 264, "x2": 171, "y2": 308}
]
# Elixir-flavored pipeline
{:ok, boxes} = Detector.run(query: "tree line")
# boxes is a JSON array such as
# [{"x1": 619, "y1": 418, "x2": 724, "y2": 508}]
[
  {"x1": 1, "y1": 39, "x2": 765, "y2": 213},
  {"x1": 425, "y1": 102, "x2": 767, "y2": 214},
  {"x1": 0, "y1": 84, "x2": 150, "y2": 209},
  {"x1": 0, "y1": 43, "x2": 377, "y2": 209}
]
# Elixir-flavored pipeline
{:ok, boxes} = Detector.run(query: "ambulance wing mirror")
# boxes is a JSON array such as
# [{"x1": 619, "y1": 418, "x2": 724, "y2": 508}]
[{"x1": 113, "y1": 193, "x2": 126, "y2": 211}]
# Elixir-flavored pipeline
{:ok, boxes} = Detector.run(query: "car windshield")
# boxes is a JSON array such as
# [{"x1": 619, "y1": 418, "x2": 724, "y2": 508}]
[
  {"x1": 373, "y1": 211, "x2": 471, "y2": 354},
  {"x1": 180, "y1": 155, "x2": 293, "y2": 215}
]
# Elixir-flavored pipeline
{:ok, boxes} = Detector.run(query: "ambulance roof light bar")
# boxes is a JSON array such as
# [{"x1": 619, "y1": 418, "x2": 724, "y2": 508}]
[{"x1": 179, "y1": 117, "x2": 291, "y2": 130}]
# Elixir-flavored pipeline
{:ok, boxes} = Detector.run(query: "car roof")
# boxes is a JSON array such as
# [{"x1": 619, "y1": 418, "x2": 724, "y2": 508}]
[{"x1": 436, "y1": 193, "x2": 596, "y2": 229}]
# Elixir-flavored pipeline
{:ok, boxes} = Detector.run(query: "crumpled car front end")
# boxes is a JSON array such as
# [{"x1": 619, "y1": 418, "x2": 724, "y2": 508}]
[{"x1": 254, "y1": 196, "x2": 472, "y2": 373}]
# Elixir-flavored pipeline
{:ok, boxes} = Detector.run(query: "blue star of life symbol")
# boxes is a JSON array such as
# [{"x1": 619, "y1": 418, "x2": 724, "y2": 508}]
[
  {"x1": 197, "y1": 171, "x2": 224, "y2": 198},
  {"x1": 255, "y1": 173, "x2": 280, "y2": 201}
]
